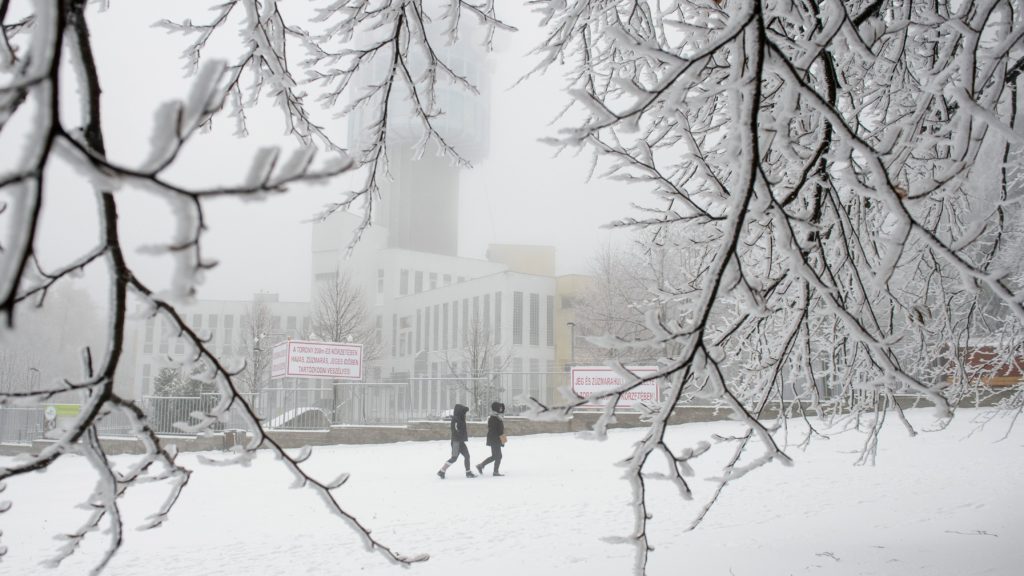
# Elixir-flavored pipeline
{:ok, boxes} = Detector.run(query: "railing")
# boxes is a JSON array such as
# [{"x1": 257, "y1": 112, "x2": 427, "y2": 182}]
[
  {"x1": 12, "y1": 372, "x2": 1002, "y2": 445},
  {"x1": 0, "y1": 406, "x2": 46, "y2": 445},
  {"x1": 1, "y1": 373, "x2": 566, "y2": 443}
]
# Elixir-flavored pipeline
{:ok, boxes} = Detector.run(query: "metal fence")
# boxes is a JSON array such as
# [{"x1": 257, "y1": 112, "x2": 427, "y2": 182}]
[
  {"x1": 0, "y1": 372, "x2": 616, "y2": 443},
  {"x1": 0, "y1": 406, "x2": 46, "y2": 444}
]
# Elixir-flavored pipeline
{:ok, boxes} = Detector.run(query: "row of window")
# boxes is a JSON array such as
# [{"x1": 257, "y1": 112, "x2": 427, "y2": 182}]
[
  {"x1": 142, "y1": 314, "x2": 311, "y2": 357},
  {"x1": 393, "y1": 269, "x2": 467, "y2": 297},
  {"x1": 390, "y1": 290, "x2": 556, "y2": 357}
]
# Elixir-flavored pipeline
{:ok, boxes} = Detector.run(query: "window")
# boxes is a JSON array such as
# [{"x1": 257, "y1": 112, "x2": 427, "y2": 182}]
[
  {"x1": 143, "y1": 365, "x2": 151, "y2": 395},
  {"x1": 159, "y1": 320, "x2": 169, "y2": 354},
  {"x1": 224, "y1": 315, "x2": 234, "y2": 356},
  {"x1": 443, "y1": 274, "x2": 451, "y2": 286},
  {"x1": 144, "y1": 319, "x2": 154, "y2": 354},
  {"x1": 529, "y1": 293, "x2": 540, "y2": 346},
  {"x1": 400, "y1": 269, "x2": 409, "y2": 296},
  {"x1": 495, "y1": 292, "x2": 502, "y2": 345},
  {"x1": 315, "y1": 272, "x2": 334, "y2": 285},
  {"x1": 458, "y1": 276, "x2": 465, "y2": 283},
  {"x1": 377, "y1": 269, "x2": 385, "y2": 303},
  {"x1": 302, "y1": 317, "x2": 311, "y2": 338},
  {"x1": 433, "y1": 305, "x2": 440, "y2": 351},
  {"x1": 287, "y1": 316, "x2": 297, "y2": 333},
  {"x1": 513, "y1": 291, "x2": 523, "y2": 345},
  {"x1": 392, "y1": 314, "x2": 397, "y2": 356},
  {"x1": 416, "y1": 310, "x2": 422, "y2": 352},
  {"x1": 546, "y1": 295, "x2": 555, "y2": 346},
  {"x1": 483, "y1": 294, "x2": 491, "y2": 335},
  {"x1": 272, "y1": 316, "x2": 281, "y2": 331},
  {"x1": 430, "y1": 273, "x2": 438, "y2": 289},
  {"x1": 442, "y1": 303, "x2": 450, "y2": 350},
  {"x1": 425, "y1": 307, "x2": 432, "y2": 351},
  {"x1": 452, "y1": 301, "x2": 459, "y2": 349},
  {"x1": 415, "y1": 271, "x2": 423, "y2": 293},
  {"x1": 473, "y1": 296, "x2": 480, "y2": 328},
  {"x1": 461, "y1": 299, "x2": 469, "y2": 347}
]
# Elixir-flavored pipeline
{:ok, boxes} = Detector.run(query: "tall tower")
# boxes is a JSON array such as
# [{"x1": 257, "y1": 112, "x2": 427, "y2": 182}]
[{"x1": 349, "y1": 42, "x2": 490, "y2": 257}]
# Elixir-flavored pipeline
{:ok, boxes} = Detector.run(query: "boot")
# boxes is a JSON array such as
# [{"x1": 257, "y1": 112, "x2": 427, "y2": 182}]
[
  {"x1": 437, "y1": 469, "x2": 445, "y2": 479},
  {"x1": 475, "y1": 463, "x2": 484, "y2": 475},
  {"x1": 465, "y1": 469, "x2": 476, "y2": 478}
]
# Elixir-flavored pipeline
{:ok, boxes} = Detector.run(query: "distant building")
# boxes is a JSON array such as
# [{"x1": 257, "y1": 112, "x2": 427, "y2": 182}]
[
  {"x1": 312, "y1": 211, "x2": 584, "y2": 413},
  {"x1": 121, "y1": 293, "x2": 310, "y2": 399}
]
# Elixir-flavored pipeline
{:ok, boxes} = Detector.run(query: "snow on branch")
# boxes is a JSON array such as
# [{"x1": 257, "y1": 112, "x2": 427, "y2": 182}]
[
  {"x1": 531, "y1": 1, "x2": 1024, "y2": 573},
  {"x1": 0, "y1": 0, "x2": 481, "y2": 571}
]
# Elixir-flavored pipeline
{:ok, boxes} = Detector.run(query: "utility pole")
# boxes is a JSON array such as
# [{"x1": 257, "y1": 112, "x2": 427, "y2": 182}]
[{"x1": 566, "y1": 321, "x2": 576, "y2": 368}]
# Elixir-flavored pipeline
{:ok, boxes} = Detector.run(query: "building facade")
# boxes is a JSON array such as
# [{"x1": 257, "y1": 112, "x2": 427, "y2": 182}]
[
  {"x1": 312, "y1": 211, "x2": 583, "y2": 414},
  {"x1": 121, "y1": 293, "x2": 310, "y2": 399}
]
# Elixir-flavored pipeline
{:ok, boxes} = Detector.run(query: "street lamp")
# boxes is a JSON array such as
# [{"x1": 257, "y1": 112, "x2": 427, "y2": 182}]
[{"x1": 566, "y1": 321, "x2": 576, "y2": 368}]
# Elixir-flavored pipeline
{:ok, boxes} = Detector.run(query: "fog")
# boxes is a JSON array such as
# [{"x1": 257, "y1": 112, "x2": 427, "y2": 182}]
[{"x1": 29, "y1": 1, "x2": 638, "y2": 307}]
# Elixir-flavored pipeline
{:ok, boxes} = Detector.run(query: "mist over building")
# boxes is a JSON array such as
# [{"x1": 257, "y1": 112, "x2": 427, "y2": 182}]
[
  {"x1": 119, "y1": 37, "x2": 588, "y2": 418},
  {"x1": 312, "y1": 37, "x2": 584, "y2": 415}
]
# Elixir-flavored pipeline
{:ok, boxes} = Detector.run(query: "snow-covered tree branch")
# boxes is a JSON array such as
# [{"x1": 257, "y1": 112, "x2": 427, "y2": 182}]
[
  {"x1": 525, "y1": 1, "x2": 1024, "y2": 572},
  {"x1": 2, "y1": 1, "x2": 1022, "y2": 574}
]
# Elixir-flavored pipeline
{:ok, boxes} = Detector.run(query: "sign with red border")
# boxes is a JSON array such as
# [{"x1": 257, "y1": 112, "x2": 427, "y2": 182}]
[
  {"x1": 570, "y1": 366, "x2": 661, "y2": 408},
  {"x1": 271, "y1": 340, "x2": 363, "y2": 380}
]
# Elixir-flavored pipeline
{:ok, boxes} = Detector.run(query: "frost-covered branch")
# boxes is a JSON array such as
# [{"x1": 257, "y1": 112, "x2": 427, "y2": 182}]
[
  {"x1": 0, "y1": 0, "x2": 431, "y2": 571},
  {"x1": 530, "y1": 0, "x2": 1024, "y2": 573}
]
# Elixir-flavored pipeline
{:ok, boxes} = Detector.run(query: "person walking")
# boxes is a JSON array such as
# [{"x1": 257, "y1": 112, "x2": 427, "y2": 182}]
[
  {"x1": 475, "y1": 401, "x2": 506, "y2": 477},
  {"x1": 437, "y1": 403, "x2": 476, "y2": 479}
]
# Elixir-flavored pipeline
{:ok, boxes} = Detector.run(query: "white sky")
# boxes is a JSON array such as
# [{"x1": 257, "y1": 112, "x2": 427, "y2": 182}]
[{"x1": 22, "y1": 1, "x2": 642, "y2": 306}]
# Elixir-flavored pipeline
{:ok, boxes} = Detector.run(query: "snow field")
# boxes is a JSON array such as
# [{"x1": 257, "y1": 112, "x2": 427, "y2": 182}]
[{"x1": 1, "y1": 409, "x2": 1022, "y2": 575}]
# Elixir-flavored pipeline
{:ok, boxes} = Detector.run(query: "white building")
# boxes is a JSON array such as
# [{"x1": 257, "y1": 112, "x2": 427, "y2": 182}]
[
  {"x1": 121, "y1": 293, "x2": 311, "y2": 399},
  {"x1": 312, "y1": 211, "x2": 564, "y2": 416}
]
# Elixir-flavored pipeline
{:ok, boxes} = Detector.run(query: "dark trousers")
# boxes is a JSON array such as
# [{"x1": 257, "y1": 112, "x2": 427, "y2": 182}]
[
  {"x1": 479, "y1": 444, "x2": 502, "y2": 473},
  {"x1": 447, "y1": 440, "x2": 471, "y2": 469}
]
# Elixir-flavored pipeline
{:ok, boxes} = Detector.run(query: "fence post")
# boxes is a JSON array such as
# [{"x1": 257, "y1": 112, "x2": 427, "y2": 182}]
[{"x1": 331, "y1": 382, "x2": 339, "y2": 424}]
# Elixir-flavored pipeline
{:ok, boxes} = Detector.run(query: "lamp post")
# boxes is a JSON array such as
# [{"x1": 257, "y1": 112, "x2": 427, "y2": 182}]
[{"x1": 566, "y1": 321, "x2": 576, "y2": 368}]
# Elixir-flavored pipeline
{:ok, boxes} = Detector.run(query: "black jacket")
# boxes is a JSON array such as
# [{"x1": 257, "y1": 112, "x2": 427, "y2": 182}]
[
  {"x1": 450, "y1": 404, "x2": 469, "y2": 442},
  {"x1": 485, "y1": 413, "x2": 505, "y2": 447}
]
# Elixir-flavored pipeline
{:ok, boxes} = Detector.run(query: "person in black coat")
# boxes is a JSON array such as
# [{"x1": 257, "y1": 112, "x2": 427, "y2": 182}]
[
  {"x1": 437, "y1": 403, "x2": 476, "y2": 479},
  {"x1": 475, "y1": 401, "x2": 505, "y2": 477}
]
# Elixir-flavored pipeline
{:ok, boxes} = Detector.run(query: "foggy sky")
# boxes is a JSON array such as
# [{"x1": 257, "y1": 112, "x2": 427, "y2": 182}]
[{"x1": 25, "y1": 1, "x2": 642, "y2": 306}]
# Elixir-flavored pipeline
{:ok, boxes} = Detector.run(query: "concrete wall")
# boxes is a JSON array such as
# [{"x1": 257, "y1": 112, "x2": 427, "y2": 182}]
[{"x1": 0, "y1": 407, "x2": 732, "y2": 456}]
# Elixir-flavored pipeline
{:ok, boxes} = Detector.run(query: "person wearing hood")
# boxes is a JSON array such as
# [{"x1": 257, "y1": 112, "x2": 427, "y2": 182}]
[
  {"x1": 437, "y1": 403, "x2": 476, "y2": 479},
  {"x1": 475, "y1": 401, "x2": 506, "y2": 477}
]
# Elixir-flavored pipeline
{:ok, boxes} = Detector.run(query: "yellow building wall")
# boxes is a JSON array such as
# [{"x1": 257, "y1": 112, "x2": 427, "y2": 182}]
[
  {"x1": 485, "y1": 244, "x2": 555, "y2": 277},
  {"x1": 555, "y1": 274, "x2": 592, "y2": 370}
]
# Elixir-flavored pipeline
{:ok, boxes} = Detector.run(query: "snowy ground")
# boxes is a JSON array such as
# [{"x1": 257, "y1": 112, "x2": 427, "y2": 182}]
[{"x1": 2, "y1": 409, "x2": 1023, "y2": 576}]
